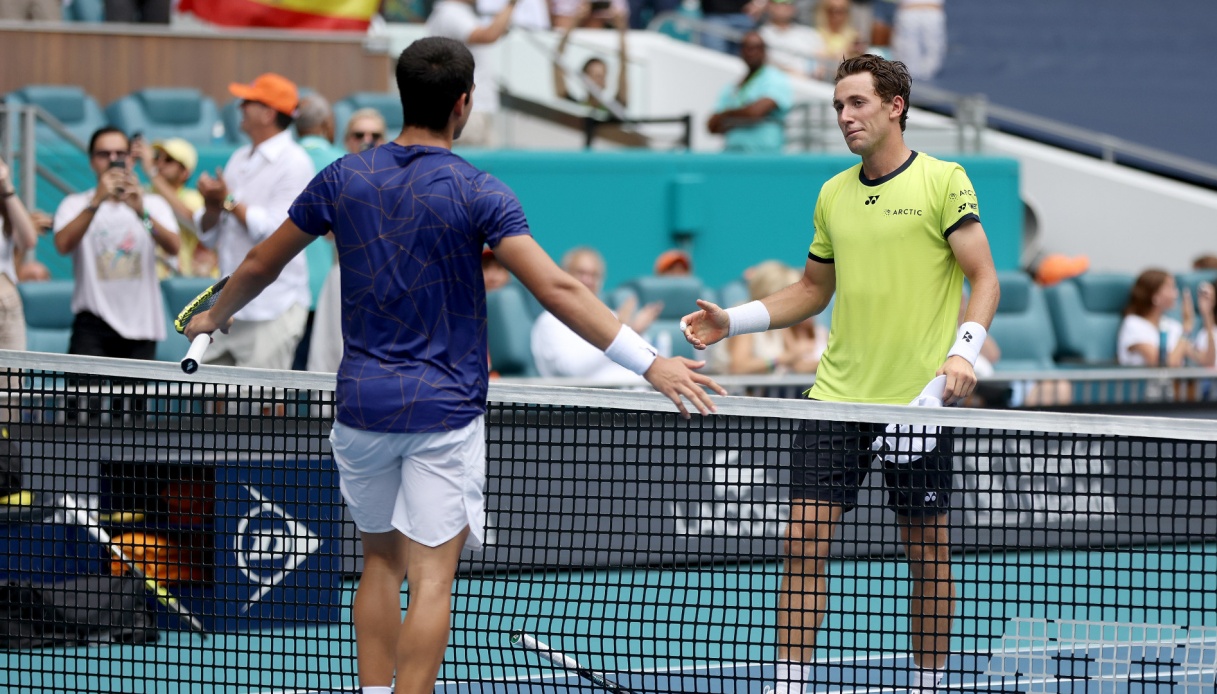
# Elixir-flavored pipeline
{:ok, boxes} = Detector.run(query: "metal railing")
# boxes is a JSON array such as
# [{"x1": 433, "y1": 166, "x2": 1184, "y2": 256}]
[{"x1": 0, "y1": 103, "x2": 88, "y2": 209}]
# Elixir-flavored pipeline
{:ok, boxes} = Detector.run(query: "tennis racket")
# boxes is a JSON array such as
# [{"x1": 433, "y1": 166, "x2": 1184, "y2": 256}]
[
  {"x1": 57, "y1": 492, "x2": 209, "y2": 638},
  {"x1": 174, "y1": 276, "x2": 229, "y2": 374},
  {"x1": 510, "y1": 630, "x2": 636, "y2": 693}
]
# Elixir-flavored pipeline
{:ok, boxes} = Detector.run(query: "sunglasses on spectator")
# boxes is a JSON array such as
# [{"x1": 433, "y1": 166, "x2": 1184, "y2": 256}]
[
  {"x1": 348, "y1": 131, "x2": 385, "y2": 141},
  {"x1": 92, "y1": 150, "x2": 129, "y2": 159}
]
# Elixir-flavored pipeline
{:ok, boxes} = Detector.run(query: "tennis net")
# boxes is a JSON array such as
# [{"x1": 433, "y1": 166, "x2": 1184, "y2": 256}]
[{"x1": 0, "y1": 350, "x2": 1215, "y2": 694}]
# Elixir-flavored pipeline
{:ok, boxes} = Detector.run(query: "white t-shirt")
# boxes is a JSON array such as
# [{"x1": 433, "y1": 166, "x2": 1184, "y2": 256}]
[
  {"x1": 0, "y1": 218, "x2": 17, "y2": 285},
  {"x1": 53, "y1": 191, "x2": 178, "y2": 341},
  {"x1": 530, "y1": 310, "x2": 644, "y2": 382},
  {"x1": 758, "y1": 23, "x2": 825, "y2": 78},
  {"x1": 1194, "y1": 327, "x2": 1216, "y2": 367},
  {"x1": 427, "y1": 0, "x2": 500, "y2": 113},
  {"x1": 1116, "y1": 314, "x2": 1183, "y2": 366},
  {"x1": 478, "y1": 0, "x2": 549, "y2": 29}
]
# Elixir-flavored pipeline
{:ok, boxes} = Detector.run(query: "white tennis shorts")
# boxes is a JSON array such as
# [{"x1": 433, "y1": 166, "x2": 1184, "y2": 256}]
[{"x1": 329, "y1": 416, "x2": 486, "y2": 552}]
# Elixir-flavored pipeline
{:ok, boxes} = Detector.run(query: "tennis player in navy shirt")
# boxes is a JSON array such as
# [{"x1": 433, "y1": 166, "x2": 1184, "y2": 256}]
[{"x1": 185, "y1": 36, "x2": 723, "y2": 694}]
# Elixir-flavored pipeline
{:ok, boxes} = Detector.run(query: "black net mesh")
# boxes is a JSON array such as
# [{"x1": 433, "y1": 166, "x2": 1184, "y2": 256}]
[{"x1": 1, "y1": 353, "x2": 1215, "y2": 694}]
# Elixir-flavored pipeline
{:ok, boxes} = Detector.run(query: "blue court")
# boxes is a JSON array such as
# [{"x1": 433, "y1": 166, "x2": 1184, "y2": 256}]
[{"x1": 4, "y1": 544, "x2": 1216, "y2": 694}]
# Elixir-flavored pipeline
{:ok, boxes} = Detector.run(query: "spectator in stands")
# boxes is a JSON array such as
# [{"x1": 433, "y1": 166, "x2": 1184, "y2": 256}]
[
  {"x1": 1117, "y1": 269, "x2": 1214, "y2": 367},
  {"x1": 53, "y1": 127, "x2": 179, "y2": 360},
  {"x1": 0, "y1": 0, "x2": 58, "y2": 19},
  {"x1": 726, "y1": 260, "x2": 823, "y2": 374},
  {"x1": 297, "y1": 94, "x2": 347, "y2": 171},
  {"x1": 11, "y1": 210, "x2": 51, "y2": 283},
  {"x1": 427, "y1": 0, "x2": 518, "y2": 148},
  {"x1": 759, "y1": 0, "x2": 826, "y2": 79},
  {"x1": 654, "y1": 248, "x2": 692, "y2": 276},
  {"x1": 1193, "y1": 254, "x2": 1217, "y2": 271},
  {"x1": 195, "y1": 73, "x2": 313, "y2": 370},
  {"x1": 1193, "y1": 283, "x2": 1217, "y2": 368},
  {"x1": 479, "y1": 0, "x2": 549, "y2": 29},
  {"x1": 552, "y1": 3, "x2": 630, "y2": 114},
  {"x1": 344, "y1": 108, "x2": 388, "y2": 155},
  {"x1": 531, "y1": 246, "x2": 662, "y2": 380},
  {"x1": 699, "y1": 0, "x2": 765, "y2": 55},
  {"x1": 707, "y1": 31, "x2": 793, "y2": 153},
  {"x1": 554, "y1": 0, "x2": 624, "y2": 29},
  {"x1": 890, "y1": 0, "x2": 945, "y2": 81},
  {"x1": 813, "y1": 0, "x2": 859, "y2": 78},
  {"x1": 104, "y1": 0, "x2": 169, "y2": 23},
  {"x1": 0, "y1": 157, "x2": 38, "y2": 352},
  {"x1": 131, "y1": 136, "x2": 216, "y2": 278}
]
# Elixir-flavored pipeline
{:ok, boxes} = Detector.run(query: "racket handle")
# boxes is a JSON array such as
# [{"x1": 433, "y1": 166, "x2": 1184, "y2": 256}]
[{"x1": 181, "y1": 333, "x2": 212, "y2": 374}]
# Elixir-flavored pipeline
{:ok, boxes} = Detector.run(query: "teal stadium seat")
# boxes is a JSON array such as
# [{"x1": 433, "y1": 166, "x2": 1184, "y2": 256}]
[
  {"x1": 18, "y1": 280, "x2": 76, "y2": 354},
  {"x1": 987, "y1": 271, "x2": 1057, "y2": 371},
  {"x1": 156, "y1": 277, "x2": 215, "y2": 362},
  {"x1": 333, "y1": 92, "x2": 404, "y2": 140},
  {"x1": 617, "y1": 275, "x2": 715, "y2": 360},
  {"x1": 105, "y1": 88, "x2": 221, "y2": 147},
  {"x1": 487, "y1": 284, "x2": 537, "y2": 377},
  {"x1": 4, "y1": 85, "x2": 107, "y2": 145},
  {"x1": 1044, "y1": 273, "x2": 1135, "y2": 365}
]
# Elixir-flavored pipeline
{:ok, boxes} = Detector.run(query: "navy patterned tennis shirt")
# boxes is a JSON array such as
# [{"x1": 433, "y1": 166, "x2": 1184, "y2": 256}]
[{"x1": 290, "y1": 143, "x2": 531, "y2": 433}]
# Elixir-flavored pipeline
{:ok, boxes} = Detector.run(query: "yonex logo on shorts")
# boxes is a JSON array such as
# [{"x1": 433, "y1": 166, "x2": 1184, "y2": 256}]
[{"x1": 925, "y1": 492, "x2": 938, "y2": 503}]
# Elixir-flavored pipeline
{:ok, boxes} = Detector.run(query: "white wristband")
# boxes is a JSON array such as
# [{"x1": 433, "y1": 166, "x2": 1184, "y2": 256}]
[
  {"x1": 725, "y1": 300, "x2": 771, "y2": 338},
  {"x1": 946, "y1": 321, "x2": 987, "y2": 365},
  {"x1": 604, "y1": 325, "x2": 658, "y2": 375}
]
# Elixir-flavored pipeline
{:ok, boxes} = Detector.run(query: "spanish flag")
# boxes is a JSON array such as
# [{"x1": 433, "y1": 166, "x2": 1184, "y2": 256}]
[{"x1": 181, "y1": 0, "x2": 379, "y2": 31}]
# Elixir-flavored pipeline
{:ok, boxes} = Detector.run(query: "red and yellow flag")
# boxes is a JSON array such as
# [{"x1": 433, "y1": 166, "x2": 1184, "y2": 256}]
[{"x1": 181, "y1": 0, "x2": 379, "y2": 31}]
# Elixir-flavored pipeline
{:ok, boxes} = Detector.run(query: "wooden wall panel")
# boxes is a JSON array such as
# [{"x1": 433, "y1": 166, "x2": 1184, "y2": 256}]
[{"x1": 0, "y1": 23, "x2": 395, "y2": 106}]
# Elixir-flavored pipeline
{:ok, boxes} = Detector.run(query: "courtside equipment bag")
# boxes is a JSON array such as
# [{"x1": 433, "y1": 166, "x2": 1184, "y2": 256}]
[{"x1": 0, "y1": 574, "x2": 160, "y2": 648}]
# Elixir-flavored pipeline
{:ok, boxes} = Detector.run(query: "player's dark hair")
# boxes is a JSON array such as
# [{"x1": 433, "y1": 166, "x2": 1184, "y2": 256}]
[
  {"x1": 395, "y1": 37, "x2": 475, "y2": 133},
  {"x1": 88, "y1": 126, "x2": 128, "y2": 155},
  {"x1": 835, "y1": 54, "x2": 911, "y2": 132}
]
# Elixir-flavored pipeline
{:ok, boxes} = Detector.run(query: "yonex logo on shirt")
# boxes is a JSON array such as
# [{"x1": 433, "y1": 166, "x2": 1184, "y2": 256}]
[{"x1": 865, "y1": 195, "x2": 880, "y2": 205}]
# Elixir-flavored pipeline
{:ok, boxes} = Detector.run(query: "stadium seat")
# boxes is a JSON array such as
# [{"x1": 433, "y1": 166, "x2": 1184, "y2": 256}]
[
  {"x1": 156, "y1": 277, "x2": 215, "y2": 362},
  {"x1": 18, "y1": 280, "x2": 75, "y2": 354},
  {"x1": 104, "y1": 88, "x2": 221, "y2": 148},
  {"x1": 616, "y1": 275, "x2": 714, "y2": 321},
  {"x1": 487, "y1": 283, "x2": 537, "y2": 377},
  {"x1": 1044, "y1": 273, "x2": 1134, "y2": 365},
  {"x1": 717, "y1": 279, "x2": 749, "y2": 309},
  {"x1": 3, "y1": 85, "x2": 107, "y2": 146},
  {"x1": 987, "y1": 271, "x2": 1057, "y2": 371},
  {"x1": 1175, "y1": 270, "x2": 1217, "y2": 318},
  {"x1": 332, "y1": 92, "x2": 404, "y2": 140},
  {"x1": 63, "y1": 0, "x2": 103, "y2": 20}
]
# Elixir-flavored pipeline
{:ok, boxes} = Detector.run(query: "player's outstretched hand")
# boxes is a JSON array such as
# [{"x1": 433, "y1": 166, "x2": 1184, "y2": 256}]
[
  {"x1": 679, "y1": 299, "x2": 730, "y2": 350},
  {"x1": 644, "y1": 356, "x2": 726, "y2": 419},
  {"x1": 936, "y1": 355, "x2": 977, "y2": 406},
  {"x1": 183, "y1": 309, "x2": 233, "y2": 342}
]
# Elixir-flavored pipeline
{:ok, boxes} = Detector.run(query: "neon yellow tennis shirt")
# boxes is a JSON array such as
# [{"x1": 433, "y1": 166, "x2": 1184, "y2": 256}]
[{"x1": 807, "y1": 151, "x2": 980, "y2": 404}]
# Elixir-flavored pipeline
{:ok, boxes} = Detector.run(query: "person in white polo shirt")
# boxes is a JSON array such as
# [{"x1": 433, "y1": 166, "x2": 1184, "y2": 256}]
[{"x1": 195, "y1": 72, "x2": 314, "y2": 369}]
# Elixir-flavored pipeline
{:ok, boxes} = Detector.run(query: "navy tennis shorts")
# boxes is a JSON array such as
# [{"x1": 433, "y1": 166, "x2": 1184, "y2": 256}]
[{"x1": 790, "y1": 418, "x2": 954, "y2": 517}]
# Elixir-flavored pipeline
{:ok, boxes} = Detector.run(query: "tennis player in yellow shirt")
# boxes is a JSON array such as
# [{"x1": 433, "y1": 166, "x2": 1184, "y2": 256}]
[{"x1": 682, "y1": 54, "x2": 1000, "y2": 694}]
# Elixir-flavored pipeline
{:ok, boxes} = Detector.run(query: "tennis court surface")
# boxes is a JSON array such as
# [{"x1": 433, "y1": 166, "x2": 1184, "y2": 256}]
[{"x1": 1, "y1": 351, "x2": 1215, "y2": 693}]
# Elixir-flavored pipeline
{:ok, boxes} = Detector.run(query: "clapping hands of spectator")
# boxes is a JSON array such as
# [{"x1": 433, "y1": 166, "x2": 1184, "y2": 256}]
[
  {"x1": 196, "y1": 169, "x2": 229, "y2": 208},
  {"x1": 616, "y1": 295, "x2": 664, "y2": 334}
]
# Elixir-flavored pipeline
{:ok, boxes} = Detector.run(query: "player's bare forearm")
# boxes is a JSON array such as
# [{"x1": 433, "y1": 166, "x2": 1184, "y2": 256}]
[
  {"x1": 494, "y1": 234, "x2": 622, "y2": 350},
  {"x1": 764, "y1": 260, "x2": 835, "y2": 329},
  {"x1": 209, "y1": 220, "x2": 314, "y2": 325},
  {"x1": 949, "y1": 222, "x2": 999, "y2": 328}
]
